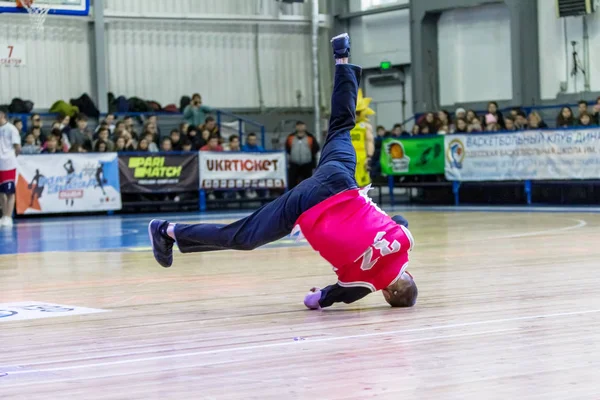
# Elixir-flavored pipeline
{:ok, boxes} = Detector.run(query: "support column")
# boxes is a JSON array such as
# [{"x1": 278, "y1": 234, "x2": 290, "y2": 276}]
[{"x1": 93, "y1": 0, "x2": 109, "y2": 114}]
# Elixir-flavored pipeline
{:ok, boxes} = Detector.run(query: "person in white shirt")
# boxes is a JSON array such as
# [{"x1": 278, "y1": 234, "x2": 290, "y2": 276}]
[{"x1": 0, "y1": 108, "x2": 21, "y2": 227}]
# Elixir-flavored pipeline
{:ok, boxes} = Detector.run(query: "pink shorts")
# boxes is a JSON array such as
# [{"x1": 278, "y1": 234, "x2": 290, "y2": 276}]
[{"x1": 0, "y1": 169, "x2": 17, "y2": 194}]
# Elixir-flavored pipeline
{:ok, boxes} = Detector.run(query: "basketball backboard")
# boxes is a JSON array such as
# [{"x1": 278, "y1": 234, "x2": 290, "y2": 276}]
[{"x1": 0, "y1": 0, "x2": 90, "y2": 16}]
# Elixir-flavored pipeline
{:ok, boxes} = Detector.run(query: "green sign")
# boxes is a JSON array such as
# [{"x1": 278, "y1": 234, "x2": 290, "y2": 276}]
[
  {"x1": 380, "y1": 136, "x2": 444, "y2": 175},
  {"x1": 380, "y1": 61, "x2": 392, "y2": 70}
]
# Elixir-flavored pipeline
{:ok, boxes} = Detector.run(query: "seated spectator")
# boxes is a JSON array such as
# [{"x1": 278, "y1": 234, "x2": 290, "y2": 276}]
[
  {"x1": 120, "y1": 130, "x2": 137, "y2": 150},
  {"x1": 30, "y1": 113, "x2": 45, "y2": 139},
  {"x1": 504, "y1": 117, "x2": 516, "y2": 131},
  {"x1": 94, "y1": 121, "x2": 109, "y2": 140},
  {"x1": 577, "y1": 100, "x2": 589, "y2": 118},
  {"x1": 578, "y1": 112, "x2": 595, "y2": 127},
  {"x1": 228, "y1": 135, "x2": 241, "y2": 151},
  {"x1": 466, "y1": 110, "x2": 477, "y2": 123},
  {"x1": 242, "y1": 132, "x2": 265, "y2": 152},
  {"x1": 455, "y1": 108, "x2": 466, "y2": 121},
  {"x1": 487, "y1": 101, "x2": 505, "y2": 129},
  {"x1": 41, "y1": 136, "x2": 61, "y2": 154},
  {"x1": 170, "y1": 129, "x2": 182, "y2": 150},
  {"x1": 187, "y1": 127, "x2": 203, "y2": 150},
  {"x1": 68, "y1": 144, "x2": 86, "y2": 153},
  {"x1": 137, "y1": 138, "x2": 150, "y2": 152},
  {"x1": 57, "y1": 113, "x2": 70, "y2": 134},
  {"x1": 423, "y1": 112, "x2": 437, "y2": 133},
  {"x1": 13, "y1": 119, "x2": 24, "y2": 139},
  {"x1": 124, "y1": 115, "x2": 136, "y2": 134},
  {"x1": 94, "y1": 127, "x2": 115, "y2": 152},
  {"x1": 509, "y1": 107, "x2": 522, "y2": 120},
  {"x1": 143, "y1": 132, "x2": 159, "y2": 152},
  {"x1": 181, "y1": 137, "x2": 193, "y2": 152},
  {"x1": 411, "y1": 125, "x2": 420, "y2": 136},
  {"x1": 199, "y1": 116, "x2": 220, "y2": 141},
  {"x1": 557, "y1": 106, "x2": 575, "y2": 128},
  {"x1": 114, "y1": 121, "x2": 126, "y2": 136},
  {"x1": 183, "y1": 93, "x2": 211, "y2": 127},
  {"x1": 114, "y1": 137, "x2": 127, "y2": 152},
  {"x1": 528, "y1": 111, "x2": 548, "y2": 129},
  {"x1": 390, "y1": 123, "x2": 409, "y2": 137},
  {"x1": 515, "y1": 111, "x2": 528, "y2": 130},
  {"x1": 95, "y1": 113, "x2": 116, "y2": 135},
  {"x1": 437, "y1": 110, "x2": 451, "y2": 132},
  {"x1": 147, "y1": 114, "x2": 161, "y2": 137},
  {"x1": 420, "y1": 125, "x2": 431, "y2": 135},
  {"x1": 485, "y1": 114, "x2": 498, "y2": 131},
  {"x1": 29, "y1": 126, "x2": 44, "y2": 146},
  {"x1": 200, "y1": 134, "x2": 224, "y2": 151},
  {"x1": 161, "y1": 137, "x2": 173, "y2": 152},
  {"x1": 179, "y1": 122, "x2": 190, "y2": 136},
  {"x1": 437, "y1": 124, "x2": 449, "y2": 134},
  {"x1": 94, "y1": 140, "x2": 108, "y2": 153},
  {"x1": 454, "y1": 118, "x2": 468, "y2": 133},
  {"x1": 69, "y1": 113, "x2": 93, "y2": 151},
  {"x1": 21, "y1": 134, "x2": 41, "y2": 154},
  {"x1": 468, "y1": 118, "x2": 482, "y2": 133}
]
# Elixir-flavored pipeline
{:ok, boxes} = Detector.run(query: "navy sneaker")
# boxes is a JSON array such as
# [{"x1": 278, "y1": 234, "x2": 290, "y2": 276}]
[
  {"x1": 148, "y1": 219, "x2": 174, "y2": 268},
  {"x1": 331, "y1": 33, "x2": 350, "y2": 59}
]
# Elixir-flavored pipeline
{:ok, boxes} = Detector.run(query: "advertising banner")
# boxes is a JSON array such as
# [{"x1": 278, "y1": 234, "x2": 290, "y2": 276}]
[
  {"x1": 119, "y1": 153, "x2": 199, "y2": 193},
  {"x1": 445, "y1": 129, "x2": 600, "y2": 181},
  {"x1": 16, "y1": 153, "x2": 121, "y2": 215},
  {"x1": 199, "y1": 151, "x2": 287, "y2": 189},
  {"x1": 380, "y1": 136, "x2": 444, "y2": 175}
]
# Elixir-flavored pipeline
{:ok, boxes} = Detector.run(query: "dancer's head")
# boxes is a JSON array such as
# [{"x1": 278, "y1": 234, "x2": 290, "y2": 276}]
[{"x1": 382, "y1": 271, "x2": 418, "y2": 307}]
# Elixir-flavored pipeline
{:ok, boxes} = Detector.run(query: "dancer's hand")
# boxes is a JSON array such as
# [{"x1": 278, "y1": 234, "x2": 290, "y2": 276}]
[{"x1": 304, "y1": 287, "x2": 322, "y2": 310}]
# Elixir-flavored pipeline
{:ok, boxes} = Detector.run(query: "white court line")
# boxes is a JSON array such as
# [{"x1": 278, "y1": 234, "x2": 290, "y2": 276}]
[
  {"x1": 0, "y1": 327, "x2": 519, "y2": 388},
  {"x1": 4, "y1": 308, "x2": 599, "y2": 377}
]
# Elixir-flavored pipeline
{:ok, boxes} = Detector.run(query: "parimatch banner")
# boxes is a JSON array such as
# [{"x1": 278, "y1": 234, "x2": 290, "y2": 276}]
[
  {"x1": 118, "y1": 153, "x2": 199, "y2": 193},
  {"x1": 379, "y1": 136, "x2": 445, "y2": 175}
]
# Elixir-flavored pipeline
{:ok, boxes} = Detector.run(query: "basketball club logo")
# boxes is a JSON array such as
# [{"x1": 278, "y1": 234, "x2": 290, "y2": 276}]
[
  {"x1": 384, "y1": 140, "x2": 410, "y2": 173},
  {"x1": 447, "y1": 139, "x2": 465, "y2": 169}
]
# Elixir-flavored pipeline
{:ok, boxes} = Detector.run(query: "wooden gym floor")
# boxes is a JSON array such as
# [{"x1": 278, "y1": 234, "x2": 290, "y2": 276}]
[{"x1": 0, "y1": 208, "x2": 599, "y2": 399}]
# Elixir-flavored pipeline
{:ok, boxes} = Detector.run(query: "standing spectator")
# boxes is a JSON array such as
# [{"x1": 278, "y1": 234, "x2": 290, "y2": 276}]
[
  {"x1": 577, "y1": 100, "x2": 589, "y2": 118},
  {"x1": 578, "y1": 112, "x2": 595, "y2": 127},
  {"x1": 285, "y1": 121, "x2": 320, "y2": 189},
  {"x1": 160, "y1": 138, "x2": 173, "y2": 152},
  {"x1": 504, "y1": 117, "x2": 516, "y2": 131},
  {"x1": 21, "y1": 134, "x2": 41, "y2": 154},
  {"x1": 242, "y1": 132, "x2": 264, "y2": 152},
  {"x1": 13, "y1": 119, "x2": 24, "y2": 139},
  {"x1": 0, "y1": 108, "x2": 21, "y2": 227},
  {"x1": 94, "y1": 128, "x2": 115, "y2": 152},
  {"x1": 556, "y1": 106, "x2": 575, "y2": 128},
  {"x1": 69, "y1": 113, "x2": 93, "y2": 151},
  {"x1": 42, "y1": 135, "x2": 61, "y2": 154},
  {"x1": 199, "y1": 116, "x2": 220, "y2": 141},
  {"x1": 187, "y1": 127, "x2": 203, "y2": 150},
  {"x1": 94, "y1": 140, "x2": 108, "y2": 153},
  {"x1": 183, "y1": 93, "x2": 211, "y2": 127},
  {"x1": 228, "y1": 135, "x2": 241, "y2": 152},
  {"x1": 454, "y1": 118, "x2": 468, "y2": 133},
  {"x1": 487, "y1": 101, "x2": 505, "y2": 129},
  {"x1": 200, "y1": 134, "x2": 224, "y2": 151},
  {"x1": 169, "y1": 129, "x2": 182, "y2": 151}
]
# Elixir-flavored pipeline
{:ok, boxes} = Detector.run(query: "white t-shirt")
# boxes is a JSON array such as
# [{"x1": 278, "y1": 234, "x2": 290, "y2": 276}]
[{"x1": 0, "y1": 122, "x2": 21, "y2": 171}]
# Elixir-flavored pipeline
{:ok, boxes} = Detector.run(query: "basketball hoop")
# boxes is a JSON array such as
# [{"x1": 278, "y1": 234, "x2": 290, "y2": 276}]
[{"x1": 16, "y1": 0, "x2": 50, "y2": 33}]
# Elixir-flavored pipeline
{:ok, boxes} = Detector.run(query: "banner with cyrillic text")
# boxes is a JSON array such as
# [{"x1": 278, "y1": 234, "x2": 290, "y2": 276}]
[
  {"x1": 199, "y1": 151, "x2": 287, "y2": 189},
  {"x1": 16, "y1": 153, "x2": 121, "y2": 215},
  {"x1": 445, "y1": 129, "x2": 600, "y2": 181}
]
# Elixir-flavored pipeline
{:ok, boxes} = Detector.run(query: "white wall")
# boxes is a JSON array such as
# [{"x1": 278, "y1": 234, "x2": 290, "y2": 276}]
[
  {"x1": 348, "y1": 0, "x2": 410, "y2": 68},
  {"x1": 104, "y1": 0, "x2": 314, "y2": 109},
  {"x1": 437, "y1": 3, "x2": 513, "y2": 106},
  {"x1": 364, "y1": 67, "x2": 412, "y2": 130},
  {"x1": 538, "y1": 0, "x2": 600, "y2": 99},
  {"x1": 0, "y1": 14, "x2": 93, "y2": 109}
]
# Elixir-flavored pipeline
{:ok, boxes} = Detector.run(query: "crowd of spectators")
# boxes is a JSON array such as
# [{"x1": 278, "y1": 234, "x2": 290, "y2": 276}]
[
  {"x1": 15, "y1": 93, "x2": 266, "y2": 156},
  {"x1": 377, "y1": 97, "x2": 600, "y2": 140}
]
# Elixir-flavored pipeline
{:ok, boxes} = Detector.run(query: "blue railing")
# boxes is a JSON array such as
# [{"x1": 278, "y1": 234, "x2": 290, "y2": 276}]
[{"x1": 8, "y1": 110, "x2": 267, "y2": 147}]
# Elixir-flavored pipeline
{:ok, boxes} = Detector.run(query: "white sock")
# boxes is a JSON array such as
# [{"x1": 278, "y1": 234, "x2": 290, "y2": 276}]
[{"x1": 166, "y1": 223, "x2": 176, "y2": 240}]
